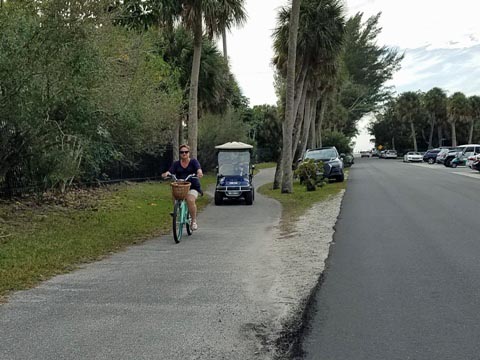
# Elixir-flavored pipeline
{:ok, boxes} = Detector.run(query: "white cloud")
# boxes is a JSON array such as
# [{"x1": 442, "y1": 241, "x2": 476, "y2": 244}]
[{"x1": 346, "y1": 0, "x2": 480, "y2": 49}]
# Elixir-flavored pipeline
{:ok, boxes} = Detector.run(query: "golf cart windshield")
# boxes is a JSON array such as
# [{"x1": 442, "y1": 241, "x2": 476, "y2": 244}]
[{"x1": 218, "y1": 151, "x2": 251, "y2": 176}]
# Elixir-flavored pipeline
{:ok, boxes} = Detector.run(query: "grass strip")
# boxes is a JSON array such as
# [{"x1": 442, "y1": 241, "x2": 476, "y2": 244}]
[
  {"x1": 0, "y1": 176, "x2": 215, "y2": 299},
  {"x1": 254, "y1": 162, "x2": 277, "y2": 170},
  {"x1": 258, "y1": 178, "x2": 346, "y2": 233}
]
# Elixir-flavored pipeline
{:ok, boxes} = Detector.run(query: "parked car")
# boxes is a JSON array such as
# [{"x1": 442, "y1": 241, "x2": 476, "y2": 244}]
[
  {"x1": 444, "y1": 144, "x2": 480, "y2": 167},
  {"x1": 343, "y1": 153, "x2": 355, "y2": 167},
  {"x1": 385, "y1": 150, "x2": 397, "y2": 159},
  {"x1": 403, "y1": 151, "x2": 423, "y2": 162},
  {"x1": 472, "y1": 158, "x2": 480, "y2": 172},
  {"x1": 436, "y1": 147, "x2": 454, "y2": 164},
  {"x1": 467, "y1": 154, "x2": 480, "y2": 168},
  {"x1": 360, "y1": 151, "x2": 371, "y2": 158},
  {"x1": 301, "y1": 147, "x2": 344, "y2": 182},
  {"x1": 423, "y1": 148, "x2": 441, "y2": 164}
]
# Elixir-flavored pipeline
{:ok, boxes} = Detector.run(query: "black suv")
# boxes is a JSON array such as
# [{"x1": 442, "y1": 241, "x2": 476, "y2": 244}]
[
  {"x1": 423, "y1": 148, "x2": 441, "y2": 164},
  {"x1": 302, "y1": 147, "x2": 345, "y2": 182}
]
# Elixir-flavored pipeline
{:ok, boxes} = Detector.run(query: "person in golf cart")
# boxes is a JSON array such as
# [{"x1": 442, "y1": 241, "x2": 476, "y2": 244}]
[{"x1": 214, "y1": 142, "x2": 254, "y2": 206}]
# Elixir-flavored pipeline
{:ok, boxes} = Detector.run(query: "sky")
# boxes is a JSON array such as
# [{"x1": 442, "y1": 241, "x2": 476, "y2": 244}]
[{"x1": 225, "y1": 0, "x2": 480, "y2": 152}]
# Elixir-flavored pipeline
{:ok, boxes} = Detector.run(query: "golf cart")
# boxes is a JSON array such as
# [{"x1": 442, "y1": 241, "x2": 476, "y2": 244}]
[{"x1": 214, "y1": 142, "x2": 255, "y2": 205}]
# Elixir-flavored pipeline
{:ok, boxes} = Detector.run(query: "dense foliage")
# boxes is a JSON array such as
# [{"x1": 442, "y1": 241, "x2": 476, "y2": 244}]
[{"x1": 0, "y1": 0, "x2": 251, "y2": 196}]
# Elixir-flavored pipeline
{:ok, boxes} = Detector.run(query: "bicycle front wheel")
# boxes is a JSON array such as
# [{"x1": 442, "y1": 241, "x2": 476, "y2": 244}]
[{"x1": 172, "y1": 201, "x2": 183, "y2": 243}]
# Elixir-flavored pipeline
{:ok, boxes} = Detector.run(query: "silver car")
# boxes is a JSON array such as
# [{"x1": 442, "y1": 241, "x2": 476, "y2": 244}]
[
  {"x1": 385, "y1": 150, "x2": 397, "y2": 159},
  {"x1": 436, "y1": 148, "x2": 453, "y2": 164}
]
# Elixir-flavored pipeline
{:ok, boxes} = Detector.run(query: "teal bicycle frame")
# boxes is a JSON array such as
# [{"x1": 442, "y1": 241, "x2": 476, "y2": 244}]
[
  {"x1": 169, "y1": 174, "x2": 195, "y2": 243},
  {"x1": 172, "y1": 198, "x2": 191, "y2": 243}
]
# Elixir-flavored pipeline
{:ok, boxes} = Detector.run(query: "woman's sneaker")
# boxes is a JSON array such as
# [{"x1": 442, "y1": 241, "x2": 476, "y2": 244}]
[{"x1": 191, "y1": 221, "x2": 198, "y2": 231}]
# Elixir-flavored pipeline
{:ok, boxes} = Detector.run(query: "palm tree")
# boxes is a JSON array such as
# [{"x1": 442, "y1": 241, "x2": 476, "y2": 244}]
[
  {"x1": 181, "y1": 0, "x2": 246, "y2": 158},
  {"x1": 273, "y1": 0, "x2": 345, "y2": 190},
  {"x1": 160, "y1": 27, "x2": 238, "y2": 158},
  {"x1": 273, "y1": 0, "x2": 345, "y2": 151},
  {"x1": 396, "y1": 92, "x2": 422, "y2": 152},
  {"x1": 423, "y1": 87, "x2": 447, "y2": 149},
  {"x1": 203, "y1": 0, "x2": 247, "y2": 60},
  {"x1": 468, "y1": 95, "x2": 480, "y2": 144},
  {"x1": 280, "y1": 0, "x2": 301, "y2": 194},
  {"x1": 447, "y1": 92, "x2": 470, "y2": 147}
]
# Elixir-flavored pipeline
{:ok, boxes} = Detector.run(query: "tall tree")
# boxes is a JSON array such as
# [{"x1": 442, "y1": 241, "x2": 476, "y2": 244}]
[
  {"x1": 423, "y1": 87, "x2": 447, "y2": 149},
  {"x1": 339, "y1": 13, "x2": 403, "y2": 132},
  {"x1": 115, "y1": 0, "x2": 246, "y2": 158},
  {"x1": 447, "y1": 92, "x2": 470, "y2": 147},
  {"x1": 273, "y1": 0, "x2": 345, "y2": 186},
  {"x1": 397, "y1": 92, "x2": 422, "y2": 152},
  {"x1": 468, "y1": 95, "x2": 480, "y2": 144},
  {"x1": 280, "y1": 0, "x2": 301, "y2": 193},
  {"x1": 203, "y1": 0, "x2": 247, "y2": 60},
  {"x1": 183, "y1": 0, "x2": 246, "y2": 158}
]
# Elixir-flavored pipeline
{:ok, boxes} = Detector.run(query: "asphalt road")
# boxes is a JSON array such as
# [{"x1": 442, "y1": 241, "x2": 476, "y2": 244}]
[
  {"x1": 303, "y1": 159, "x2": 480, "y2": 360},
  {"x1": 0, "y1": 169, "x2": 284, "y2": 360}
]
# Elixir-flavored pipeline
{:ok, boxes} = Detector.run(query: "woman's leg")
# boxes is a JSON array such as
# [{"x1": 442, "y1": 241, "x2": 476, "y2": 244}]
[{"x1": 186, "y1": 193, "x2": 198, "y2": 228}]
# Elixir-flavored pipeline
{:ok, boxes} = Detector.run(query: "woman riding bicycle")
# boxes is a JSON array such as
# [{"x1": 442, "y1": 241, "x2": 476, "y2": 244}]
[{"x1": 162, "y1": 144, "x2": 203, "y2": 230}]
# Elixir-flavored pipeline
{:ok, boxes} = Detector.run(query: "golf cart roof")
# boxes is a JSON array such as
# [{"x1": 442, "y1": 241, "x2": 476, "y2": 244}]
[{"x1": 215, "y1": 142, "x2": 253, "y2": 150}]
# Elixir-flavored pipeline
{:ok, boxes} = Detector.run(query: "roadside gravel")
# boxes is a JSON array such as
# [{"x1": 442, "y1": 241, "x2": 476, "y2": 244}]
[{"x1": 264, "y1": 189, "x2": 345, "y2": 358}]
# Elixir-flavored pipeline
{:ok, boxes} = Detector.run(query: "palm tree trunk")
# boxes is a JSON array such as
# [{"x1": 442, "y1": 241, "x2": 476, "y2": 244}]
[
  {"x1": 294, "y1": 66, "x2": 308, "y2": 120},
  {"x1": 273, "y1": 154, "x2": 282, "y2": 190},
  {"x1": 451, "y1": 121, "x2": 457, "y2": 147},
  {"x1": 274, "y1": 122, "x2": 285, "y2": 190},
  {"x1": 292, "y1": 84, "x2": 307, "y2": 159},
  {"x1": 222, "y1": 27, "x2": 228, "y2": 60},
  {"x1": 316, "y1": 95, "x2": 328, "y2": 147},
  {"x1": 280, "y1": 0, "x2": 301, "y2": 194},
  {"x1": 299, "y1": 94, "x2": 313, "y2": 158},
  {"x1": 468, "y1": 120, "x2": 474, "y2": 144},
  {"x1": 428, "y1": 115, "x2": 435, "y2": 149},
  {"x1": 437, "y1": 125, "x2": 443, "y2": 147},
  {"x1": 308, "y1": 99, "x2": 317, "y2": 149},
  {"x1": 410, "y1": 120, "x2": 418, "y2": 152},
  {"x1": 188, "y1": 3, "x2": 203, "y2": 159}
]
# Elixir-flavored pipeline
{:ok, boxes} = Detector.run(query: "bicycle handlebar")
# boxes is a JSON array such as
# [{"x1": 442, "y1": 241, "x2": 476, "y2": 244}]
[{"x1": 165, "y1": 174, "x2": 197, "y2": 182}]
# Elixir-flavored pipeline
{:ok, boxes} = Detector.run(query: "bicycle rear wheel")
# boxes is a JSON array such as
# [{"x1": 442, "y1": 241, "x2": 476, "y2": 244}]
[{"x1": 172, "y1": 201, "x2": 183, "y2": 243}]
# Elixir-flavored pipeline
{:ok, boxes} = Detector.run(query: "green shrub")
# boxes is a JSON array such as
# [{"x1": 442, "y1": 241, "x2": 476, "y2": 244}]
[{"x1": 294, "y1": 159, "x2": 323, "y2": 191}]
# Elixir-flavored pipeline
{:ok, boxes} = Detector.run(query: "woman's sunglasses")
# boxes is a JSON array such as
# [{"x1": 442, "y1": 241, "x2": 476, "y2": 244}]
[{"x1": 179, "y1": 150, "x2": 189, "y2": 154}]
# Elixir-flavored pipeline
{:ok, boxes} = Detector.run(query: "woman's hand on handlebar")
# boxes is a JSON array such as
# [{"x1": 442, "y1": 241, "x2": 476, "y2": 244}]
[{"x1": 161, "y1": 171, "x2": 170, "y2": 179}]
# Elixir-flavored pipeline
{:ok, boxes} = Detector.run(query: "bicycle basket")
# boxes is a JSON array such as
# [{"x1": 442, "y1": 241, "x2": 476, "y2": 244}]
[{"x1": 171, "y1": 182, "x2": 191, "y2": 200}]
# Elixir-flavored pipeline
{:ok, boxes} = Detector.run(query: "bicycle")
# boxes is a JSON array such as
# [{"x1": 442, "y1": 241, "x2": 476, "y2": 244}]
[{"x1": 167, "y1": 174, "x2": 196, "y2": 243}]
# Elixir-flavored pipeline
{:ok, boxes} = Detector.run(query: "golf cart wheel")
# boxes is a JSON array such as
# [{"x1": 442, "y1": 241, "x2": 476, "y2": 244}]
[
  {"x1": 214, "y1": 191, "x2": 223, "y2": 205},
  {"x1": 451, "y1": 162, "x2": 458, "y2": 168},
  {"x1": 245, "y1": 190, "x2": 253, "y2": 205}
]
